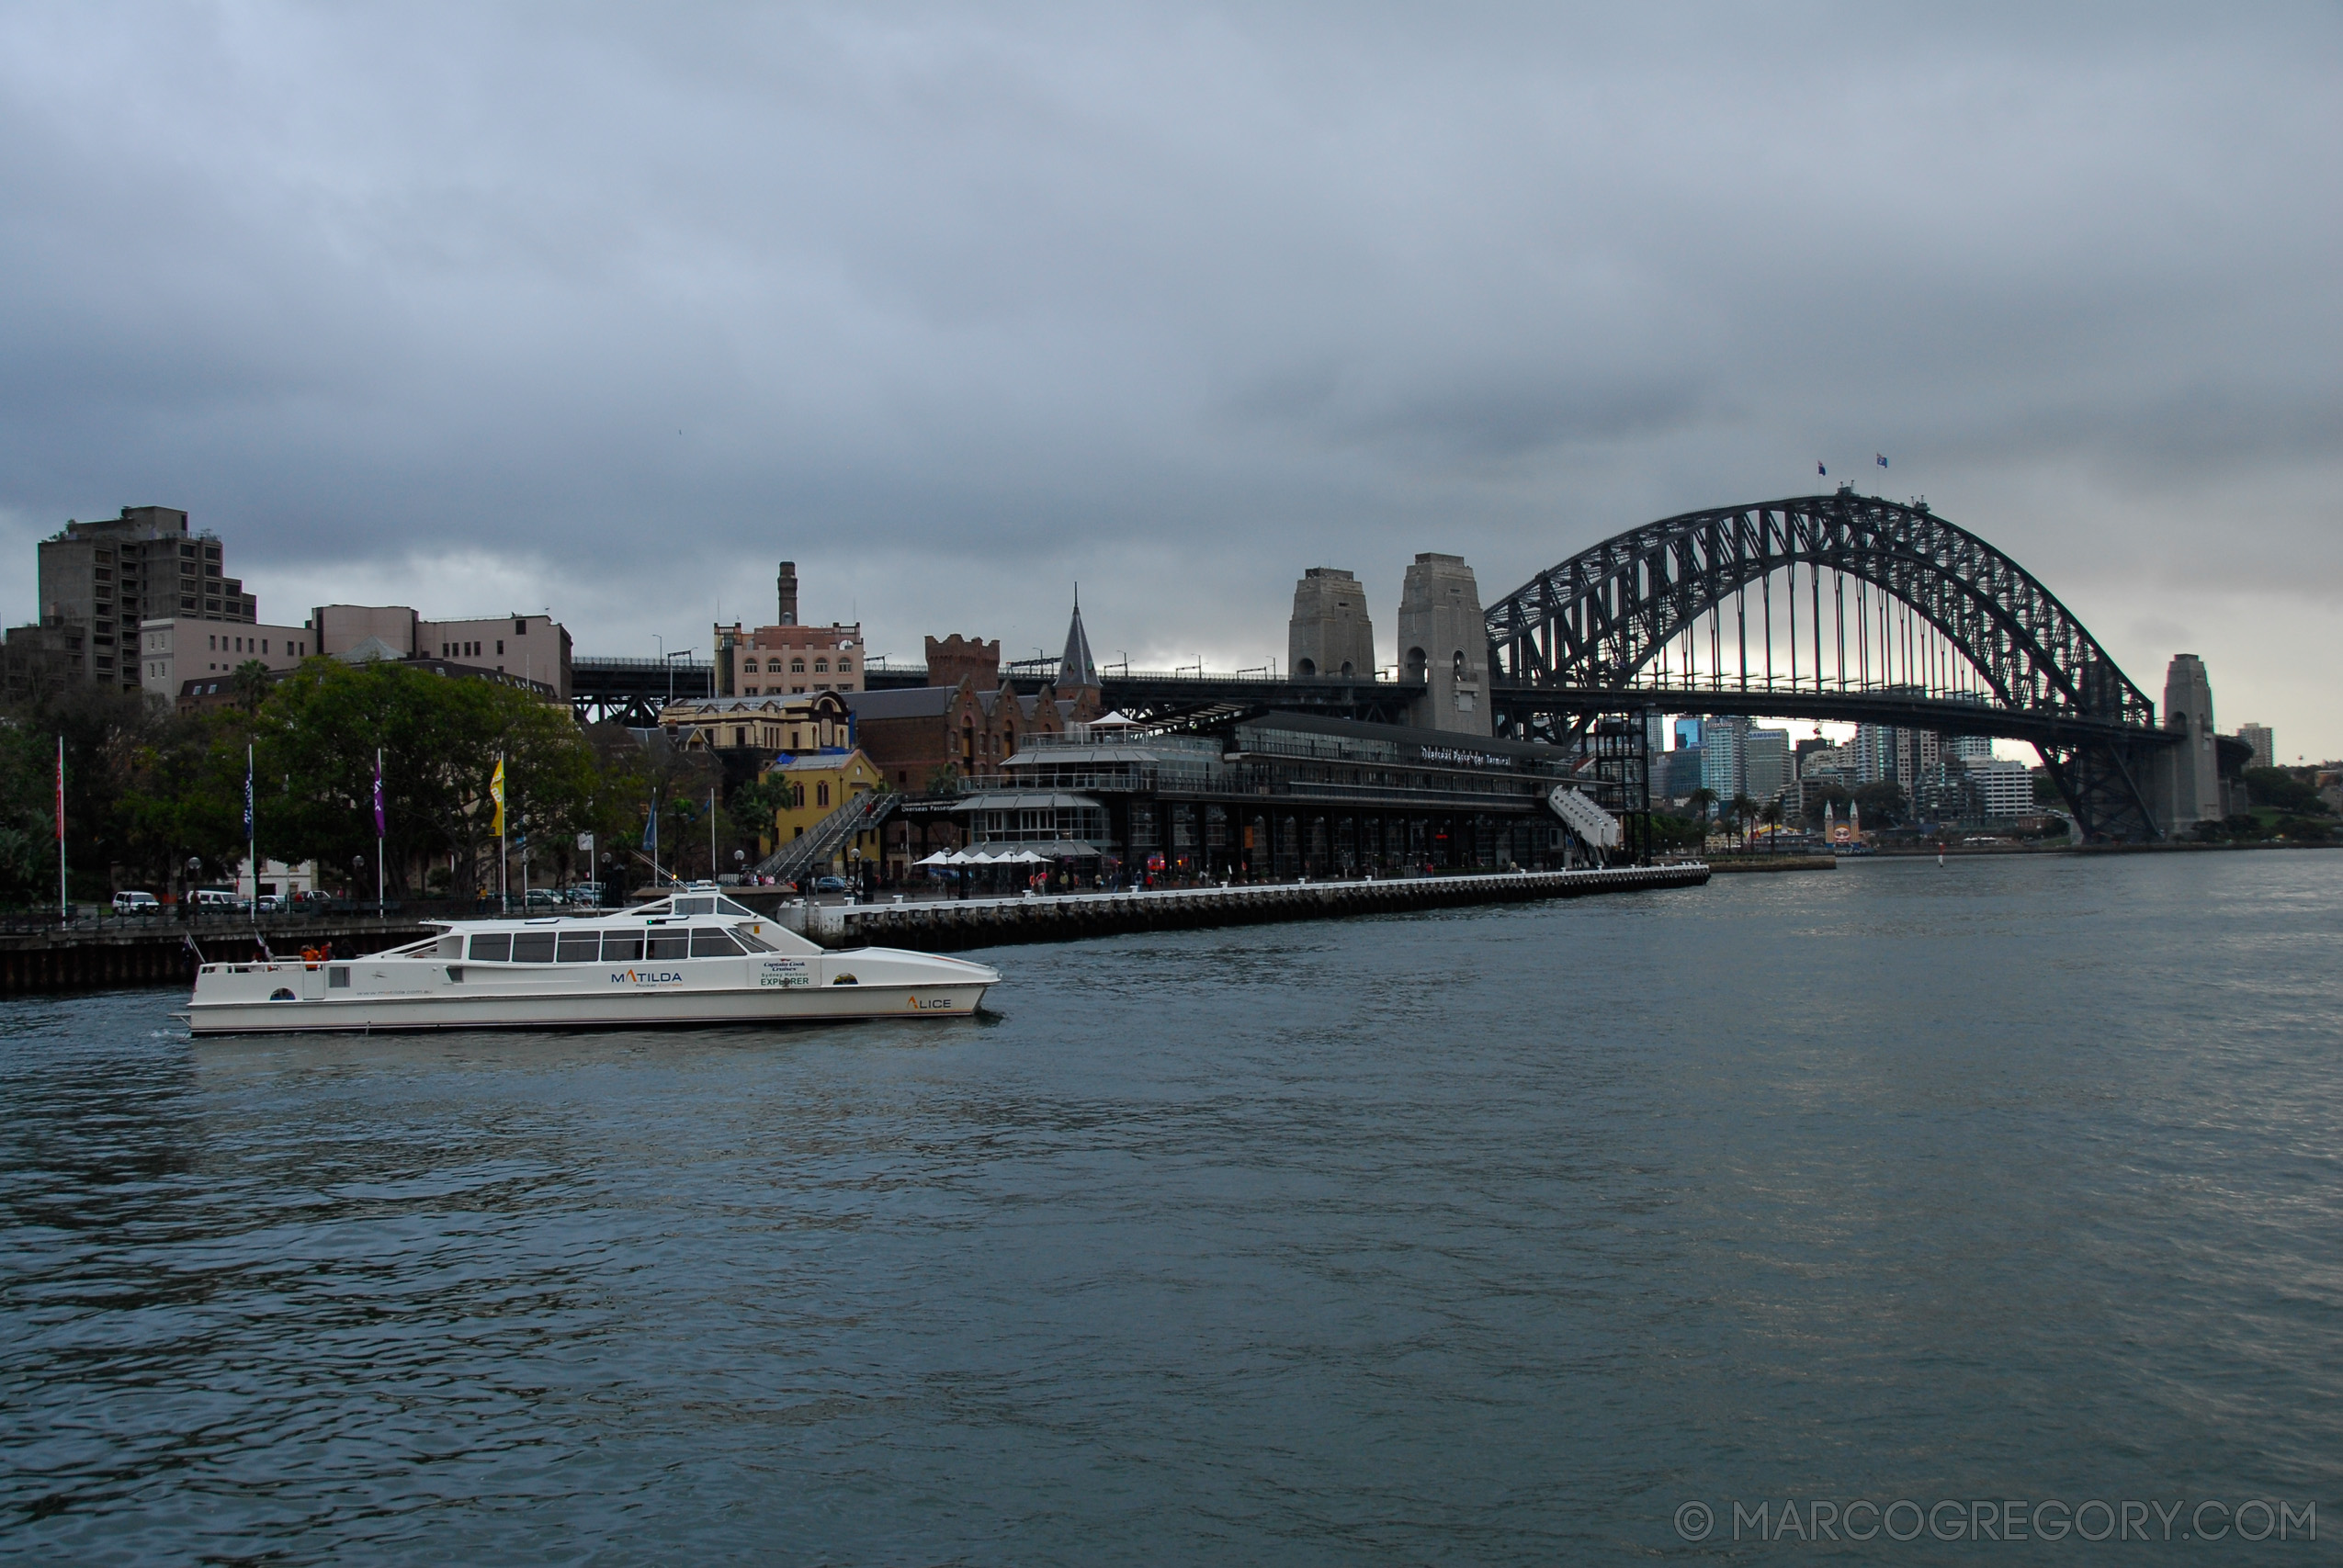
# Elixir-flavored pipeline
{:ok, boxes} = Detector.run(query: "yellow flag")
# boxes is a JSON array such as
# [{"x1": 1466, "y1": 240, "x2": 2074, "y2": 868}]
[{"x1": 490, "y1": 758, "x2": 506, "y2": 835}]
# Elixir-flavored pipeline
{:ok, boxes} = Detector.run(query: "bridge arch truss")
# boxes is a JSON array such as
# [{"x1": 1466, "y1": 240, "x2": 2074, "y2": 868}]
[{"x1": 1484, "y1": 491, "x2": 2172, "y2": 839}]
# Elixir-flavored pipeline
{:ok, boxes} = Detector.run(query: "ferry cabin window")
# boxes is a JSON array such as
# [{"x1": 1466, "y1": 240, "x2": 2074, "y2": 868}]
[
  {"x1": 690, "y1": 927, "x2": 743, "y2": 957},
  {"x1": 328, "y1": 966, "x2": 350, "y2": 988},
  {"x1": 556, "y1": 932, "x2": 601, "y2": 963},
  {"x1": 469, "y1": 933, "x2": 512, "y2": 962},
  {"x1": 673, "y1": 897, "x2": 716, "y2": 915},
  {"x1": 602, "y1": 932, "x2": 645, "y2": 962},
  {"x1": 511, "y1": 932, "x2": 557, "y2": 964},
  {"x1": 732, "y1": 925, "x2": 776, "y2": 952},
  {"x1": 645, "y1": 931, "x2": 691, "y2": 961}
]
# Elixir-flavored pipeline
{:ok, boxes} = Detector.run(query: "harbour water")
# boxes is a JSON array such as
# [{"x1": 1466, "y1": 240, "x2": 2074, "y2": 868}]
[{"x1": 3, "y1": 852, "x2": 2337, "y2": 1562}]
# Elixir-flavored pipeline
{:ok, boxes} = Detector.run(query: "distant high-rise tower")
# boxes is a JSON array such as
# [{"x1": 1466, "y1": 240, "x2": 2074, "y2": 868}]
[
  {"x1": 1395, "y1": 553, "x2": 1491, "y2": 737},
  {"x1": 2235, "y1": 722, "x2": 2274, "y2": 771},
  {"x1": 776, "y1": 561, "x2": 798, "y2": 626},
  {"x1": 1059, "y1": 589, "x2": 1099, "y2": 691},
  {"x1": 1286, "y1": 568, "x2": 1375, "y2": 680}
]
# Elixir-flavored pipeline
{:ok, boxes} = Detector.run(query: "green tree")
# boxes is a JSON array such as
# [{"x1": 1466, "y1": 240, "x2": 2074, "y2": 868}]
[
  {"x1": 254, "y1": 659, "x2": 599, "y2": 900},
  {"x1": 2244, "y1": 766, "x2": 2328, "y2": 816}
]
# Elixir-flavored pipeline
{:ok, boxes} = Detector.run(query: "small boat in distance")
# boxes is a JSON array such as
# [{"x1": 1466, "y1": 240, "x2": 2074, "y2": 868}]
[{"x1": 183, "y1": 894, "x2": 999, "y2": 1036}]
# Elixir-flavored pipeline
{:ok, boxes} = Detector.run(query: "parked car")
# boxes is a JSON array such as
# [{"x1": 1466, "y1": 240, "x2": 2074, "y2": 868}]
[
  {"x1": 252, "y1": 894, "x2": 286, "y2": 914},
  {"x1": 112, "y1": 890, "x2": 162, "y2": 916},
  {"x1": 523, "y1": 888, "x2": 565, "y2": 909},
  {"x1": 811, "y1": 875, "x2": 848, "y2": 893},
  {"x1": 565, "y1": 883, "x2": 605, "y2": 907},
  {"x1": 194, "y1": 888, "x2": 240, "y2": 909}
]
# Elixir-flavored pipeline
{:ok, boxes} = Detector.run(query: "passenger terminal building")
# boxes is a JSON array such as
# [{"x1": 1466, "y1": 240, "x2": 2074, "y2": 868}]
[{"x1": 910, "y1": 713, "x2": 1587, "y2": 880}]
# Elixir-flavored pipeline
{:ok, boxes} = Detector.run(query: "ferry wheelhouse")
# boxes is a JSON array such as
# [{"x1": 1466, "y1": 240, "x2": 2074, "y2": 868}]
[{"x1": 183, "y1": 894, "x2": 998, "y2": 1036}]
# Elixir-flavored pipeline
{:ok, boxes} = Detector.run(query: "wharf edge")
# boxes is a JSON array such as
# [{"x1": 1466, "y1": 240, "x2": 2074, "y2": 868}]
[{"x1": 777, "y1": 863, "x2": 1710, "y2": 953}]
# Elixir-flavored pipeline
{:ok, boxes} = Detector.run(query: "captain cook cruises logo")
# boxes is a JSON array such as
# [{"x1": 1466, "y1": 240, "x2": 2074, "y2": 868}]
[{"x1": 612, "y1": 968, "x2": 686, "y2": 985}]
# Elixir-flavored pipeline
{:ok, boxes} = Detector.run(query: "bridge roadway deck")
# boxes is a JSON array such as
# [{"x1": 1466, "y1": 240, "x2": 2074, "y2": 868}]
[
  {"x1": 1490, "y1": 684, "x2": 2180, "y2": 749},
  {"x1": 772, "y1": 863, "x2": 1710, "y2": 952}
]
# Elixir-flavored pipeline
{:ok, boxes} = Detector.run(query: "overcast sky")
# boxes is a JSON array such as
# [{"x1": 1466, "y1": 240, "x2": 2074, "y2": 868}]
[{"x1": 3, "y1": 4, "x2": 2337, "y2": 753}]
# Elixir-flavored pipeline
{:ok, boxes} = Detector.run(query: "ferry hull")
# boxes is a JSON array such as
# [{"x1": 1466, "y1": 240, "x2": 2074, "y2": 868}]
[{"x1": 186, "y1": 978, "x2": 990, "y2": 1036}]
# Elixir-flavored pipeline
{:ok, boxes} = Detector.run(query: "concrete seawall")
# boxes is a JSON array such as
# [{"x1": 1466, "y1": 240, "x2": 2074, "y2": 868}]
[
  {"x1": 0, "y1": 918, "x2": 434, "y2": 995},
  {"x1": 778, "y1": 864, "x2": 1711, "y2": 953}
]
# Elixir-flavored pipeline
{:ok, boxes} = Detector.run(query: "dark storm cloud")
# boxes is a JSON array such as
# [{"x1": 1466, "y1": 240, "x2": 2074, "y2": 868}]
[{"x1": 1, "y1": 3, "x2": 2337, "y2": 741}]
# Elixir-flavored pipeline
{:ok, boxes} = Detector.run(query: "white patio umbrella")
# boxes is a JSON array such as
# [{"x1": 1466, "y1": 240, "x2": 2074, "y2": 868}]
[{"x1": 912, "y1": 851, "x2": 953, "y2": 867}]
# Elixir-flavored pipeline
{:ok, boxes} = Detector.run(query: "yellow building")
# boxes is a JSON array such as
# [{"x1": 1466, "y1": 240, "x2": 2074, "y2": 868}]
[
  {"x1": 764, "y1": 748, "x2": 887, "y2": 872},
  {"x1": 660, "y1": 690, "x2": 851, "y2": 754}
]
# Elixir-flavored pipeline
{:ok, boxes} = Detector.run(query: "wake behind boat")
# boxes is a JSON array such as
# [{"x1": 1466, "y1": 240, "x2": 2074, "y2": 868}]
[{"x1": 184, "y1": 894, "x2": 999, "y2": 1036}]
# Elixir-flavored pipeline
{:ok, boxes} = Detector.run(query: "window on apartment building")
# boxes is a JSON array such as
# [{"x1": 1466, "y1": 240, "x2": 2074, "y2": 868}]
[
  {"x1": 813, "y1": 659, "x2": 827, "y2": 672},
  {"x1": 837, "y1": 659, "x2": 851, "y2": 673},
  {"x1": 817, "y1": 783, "x2": 830, "y2": 807},
  {"x1": 514, "y1": 619, "x2": 526, "y2": 636},
  {"x1": 496, "y1": 639, "x2": 504, "y2": 655},
  {"x1": 743, "y1": 660, "x2": 758, "y2": 672},
  {"x1": 790, "y1": 659, "x2": 805, "y2": 672}
]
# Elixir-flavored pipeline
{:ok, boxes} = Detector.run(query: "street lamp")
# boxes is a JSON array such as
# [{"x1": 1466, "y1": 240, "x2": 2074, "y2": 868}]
[{"x1": 186, "y1": 855, "x2": 201, "y2": 919}]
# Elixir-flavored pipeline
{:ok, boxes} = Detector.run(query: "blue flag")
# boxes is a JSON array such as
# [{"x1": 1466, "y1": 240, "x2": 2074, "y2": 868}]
[
  {"x1": 1875, "y1": 453, "x2": 1888, "y2": 468},
  {"x1": 643, "y1": 797, "x2": 657, "y2": 855},
  {"x1": 1816, "y1": 461, "x2": 1827, "y2": 476}
]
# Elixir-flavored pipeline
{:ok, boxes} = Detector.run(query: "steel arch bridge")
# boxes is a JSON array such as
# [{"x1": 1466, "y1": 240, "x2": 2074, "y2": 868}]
[{"x1": 1484, "y1": 490, "x2": 2178, "y2": 840}]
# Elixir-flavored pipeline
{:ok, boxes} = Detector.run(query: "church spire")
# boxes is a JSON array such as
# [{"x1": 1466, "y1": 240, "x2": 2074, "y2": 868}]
[{"x1": 1059, "y1": 585, "x2": 1098, "y2": 689}]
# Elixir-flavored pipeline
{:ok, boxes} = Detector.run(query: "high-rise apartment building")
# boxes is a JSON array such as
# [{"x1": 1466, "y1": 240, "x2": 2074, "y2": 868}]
[
  {"x1": 35, "y1": 506, "x2": 256, "y2": 694},
  {"x1": 2235, "y1": 723, "x2": 2274, "y2": 770},
  {"x1": 1701, "y1": 716, "x2": 1749, "y2": 800},
  {"x1": 1743, "y1": 727, "x2": 1790, "y2": 802}
]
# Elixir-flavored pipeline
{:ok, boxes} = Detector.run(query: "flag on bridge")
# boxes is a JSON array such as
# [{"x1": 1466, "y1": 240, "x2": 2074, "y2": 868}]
[{"x1": 1876, "y1": 453, "x2": 1889, "y2": 468}]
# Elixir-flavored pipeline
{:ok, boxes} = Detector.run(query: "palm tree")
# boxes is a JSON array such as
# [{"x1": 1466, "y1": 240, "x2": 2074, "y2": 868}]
[
  {"x1": 1760, "y1": 797, "x2": 1783, "y2": 850},
  {"x1": 1686, "y1": 786, "x2": 1717, "y2": 823},
  {"x1": 230, "y1": 658, "x2": 273, "y2": 714},
  {"x1": 1730, "y1": 794, "x2": 1758, "y2": 851}
]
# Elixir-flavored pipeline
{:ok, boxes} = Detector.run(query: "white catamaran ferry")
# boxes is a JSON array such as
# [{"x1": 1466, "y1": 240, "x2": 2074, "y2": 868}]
[{"x1": 183, "y1": 894, "x2": 999, "y2": 1036}]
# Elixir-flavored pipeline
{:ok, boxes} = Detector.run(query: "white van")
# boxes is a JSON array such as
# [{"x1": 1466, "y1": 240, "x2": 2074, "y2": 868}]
[
  {"x1": 194, "y1": 888, "x2": 240, "y2": 909},
  {"x1": 112, "y1": 890, "x2": 162, "y2": 915}
]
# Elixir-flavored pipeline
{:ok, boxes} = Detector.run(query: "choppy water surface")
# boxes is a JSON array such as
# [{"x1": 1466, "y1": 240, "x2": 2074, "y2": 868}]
[{"x1": 4, "y1": 852, "x2": 2339, "y2": 1563}]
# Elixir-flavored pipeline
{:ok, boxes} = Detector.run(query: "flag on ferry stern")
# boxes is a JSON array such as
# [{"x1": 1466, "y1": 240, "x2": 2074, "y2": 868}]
[
  {"x1": 490, "y1": 758, "x2": 505, "y2": 835},
  {"x1": 373, "y1": 755, "x2": 386, "y2": 837}
]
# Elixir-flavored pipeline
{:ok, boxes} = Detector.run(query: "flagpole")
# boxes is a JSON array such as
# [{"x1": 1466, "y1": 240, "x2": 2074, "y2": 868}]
[
  {"x1": 708, "y1": 785, "x2": 717, "y2": 882},
  {"x1": 498, "y1": 750, "x2": 509, "y2": 913},
  {"x1": 375, "y1": 747, "x2": 386, "y2": 918},
  {"x1": 245, "y1": 741, "x2": 257, "y2": 931},
  {"x1": 55, "y1": 736, "x2": 66, "y2": 919}
]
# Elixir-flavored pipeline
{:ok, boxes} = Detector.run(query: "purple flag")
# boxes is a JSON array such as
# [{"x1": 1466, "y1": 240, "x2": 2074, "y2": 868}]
[{"x1": 373, "y1": 755, "x2": 385, "y2": 837}]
